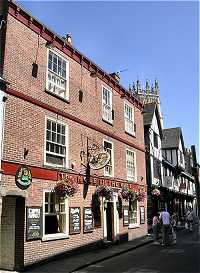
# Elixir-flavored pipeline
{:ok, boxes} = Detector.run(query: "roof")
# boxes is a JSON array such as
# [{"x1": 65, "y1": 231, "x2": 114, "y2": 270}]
[
  {"x1": 143, "y1": 102, "x2": 163, "y2": 137},
  {"x1": 162, "y1": 127, "x2": 184, "y2": 149}
]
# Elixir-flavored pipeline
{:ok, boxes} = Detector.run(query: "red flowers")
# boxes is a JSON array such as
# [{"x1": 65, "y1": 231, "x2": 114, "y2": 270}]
[{"x1": 54, "y1": 176, "x2": 79, "y2": 198}]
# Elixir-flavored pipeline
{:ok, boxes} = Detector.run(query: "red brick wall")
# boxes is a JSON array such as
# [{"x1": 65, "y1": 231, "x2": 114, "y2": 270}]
[{"x1": 1, "y1": 11, "x2": 147, "y2": 267}]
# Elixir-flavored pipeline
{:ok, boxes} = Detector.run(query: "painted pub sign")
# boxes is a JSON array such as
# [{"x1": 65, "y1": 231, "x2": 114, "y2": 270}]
[{"x1": 15, "y1": 165, "x2": 32, "y2": 190}]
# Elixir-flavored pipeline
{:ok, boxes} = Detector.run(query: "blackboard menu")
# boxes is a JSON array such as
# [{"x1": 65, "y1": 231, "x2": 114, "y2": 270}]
[
  {"x1": 26, "y1": 206, "x2": 42, "y2": 240},
  {"x1": 123, "y1": 207, "x2": 129, "y2": 226},
  {"x1": 83, "y1": 207, "x2": 94, "y2": 233},
  {"x1": 140, "y1": 206, "x2": 145, "y2": 224},
  {"x1": 69, "y1": 207, "x2": 81, "y2": 234}
]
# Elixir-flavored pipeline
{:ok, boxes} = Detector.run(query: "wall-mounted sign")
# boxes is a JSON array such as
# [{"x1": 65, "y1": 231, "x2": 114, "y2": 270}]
[
  {"x1": 69, "y1": 207, "x2": 81, "y2": 234},
  {"x1": 123, "y1": 207, "x2": 129, "y2": 226},
  {"x1": 83, "y1": 207, "x2": 94, "y2": 233},
  {"x1": 16, "y1": 166, "x2": 32, "y2": 190},
  {"x1": 140, "y1": 206, "x2": 145, "y2": 224},
  {"x1": 26, "y1": 206, "x2": 42, "y2": 240},
  {"x1": 89, "y1": 152, "x2": 110, "y2": 170}
]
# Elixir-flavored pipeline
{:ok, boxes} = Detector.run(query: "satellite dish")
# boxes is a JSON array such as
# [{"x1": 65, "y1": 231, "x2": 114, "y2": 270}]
[{"x1": 89, "y1": 151, "x2": 110, "y2": 170}]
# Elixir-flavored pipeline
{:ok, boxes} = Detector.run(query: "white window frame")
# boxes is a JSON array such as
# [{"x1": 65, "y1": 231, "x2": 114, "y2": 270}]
[
  {"x1": 46, "y1": 48, "x2": 69, "y2": 100},
  {"x1": 102, "y1": 85, "x2": 113, "y2": 124},
  {"x1": 44, "y1": 116, "x2": 68, "y2": 168},
  {"x1": 103, "y1": 139, "x2": 114, "y2": 177},
  {"x1": 129, "y1": 200, "x2": 139, "y2": 228},
  {"x1": 124, "y1": 102, "x2": 135, "y2": 136},
  {"x1": 126, "y1": 149, "x2": 137, "y2": 182},
  {"x1": 42, "y1": 190, "x2": 69, "y2": 241}
]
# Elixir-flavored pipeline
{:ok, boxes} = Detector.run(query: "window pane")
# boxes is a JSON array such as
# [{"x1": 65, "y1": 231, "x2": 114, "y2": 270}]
[
  {"x1": 52, "y1": 122, "x2": 56, "y2": 132},
  {"x1": 46, "y1": 130, "x2": 51, "y2": 141},
  {"x1": 57, "y1": 124, "x2": 61, "y2": 133},
  {"x1": 47, "y1": 120, "x2": 51, "y2": 130}
]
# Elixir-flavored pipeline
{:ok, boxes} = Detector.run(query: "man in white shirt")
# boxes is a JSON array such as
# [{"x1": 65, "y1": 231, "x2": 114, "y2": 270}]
[{"x1": 159, "y1": 209, "x2": 170, "y2": 245}]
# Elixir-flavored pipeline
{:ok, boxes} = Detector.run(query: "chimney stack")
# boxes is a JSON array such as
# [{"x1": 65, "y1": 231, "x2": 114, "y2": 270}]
[
  {"x1": 109, "y1": 72, "x2": 120, "y2": 83},
  {"x1": 65, "y1": 33, "x2": 72, "y2": 45}
]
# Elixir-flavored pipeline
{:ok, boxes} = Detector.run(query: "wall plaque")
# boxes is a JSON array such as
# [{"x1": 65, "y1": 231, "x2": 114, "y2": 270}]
[
  {"x1": 69, "y1": 207, "x2": 81, "y2": 234},
  {"x1": 83, "y1": 207, "x2": 94, "y2": 233},
  {"x1": 26, "y1": 206, "x2": 42, "y2": 240}
]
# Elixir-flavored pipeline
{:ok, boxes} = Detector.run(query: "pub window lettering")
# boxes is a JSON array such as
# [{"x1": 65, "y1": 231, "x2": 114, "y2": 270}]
[
  {"x1": 46, "y1": 50, "x2": 69, "y2": 99},
  {"x1": 45, "y1": 118, "x2": 67, "y2": 167}
]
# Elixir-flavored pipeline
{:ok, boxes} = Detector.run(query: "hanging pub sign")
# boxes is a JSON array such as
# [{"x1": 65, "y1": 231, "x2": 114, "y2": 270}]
[
  {"x1": 26, "y1": 206, "x2": 42, "y2": 241},
  {"x1": 123, "y1": 206, "x2": 129, "y2": 226},
  {"x1": 69, "y1": 207, "x2": 81, "y2": 234},
  {"x1": 16, "y1": 165, "x2": 32, "y2": 190},
  {"x1": 83, "y1": 207, "x2": 94, "y2": 233}
]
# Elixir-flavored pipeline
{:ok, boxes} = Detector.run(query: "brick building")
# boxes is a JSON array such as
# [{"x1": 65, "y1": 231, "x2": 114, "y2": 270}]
[{"x1": 0, "y1": 0, "x2": 147, "y2": 270}]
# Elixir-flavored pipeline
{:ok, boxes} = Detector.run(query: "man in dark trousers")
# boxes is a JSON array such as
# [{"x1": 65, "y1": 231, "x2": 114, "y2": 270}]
[{"x1": 159, "y1": 207, "x2": 170, "y2": 246}]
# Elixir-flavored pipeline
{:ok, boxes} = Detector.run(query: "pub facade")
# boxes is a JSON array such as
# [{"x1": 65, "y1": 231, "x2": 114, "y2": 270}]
[{"x1": 0, "y1": 0, "x2": 147, "y2": 270}]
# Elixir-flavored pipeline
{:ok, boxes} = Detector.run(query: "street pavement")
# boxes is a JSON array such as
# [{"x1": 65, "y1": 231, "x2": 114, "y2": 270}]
[
  {"x1": 72, "y1": 225, "x2": 200, "y2": 273},
  {"x1": 0, "y1": 225, "x2": 199, "y2": 273}
]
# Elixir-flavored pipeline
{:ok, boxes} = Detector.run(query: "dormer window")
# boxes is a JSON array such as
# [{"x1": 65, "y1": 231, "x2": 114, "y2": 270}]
[{"x1": 46, "y1": 50, "x2": 69, "y2": 100}]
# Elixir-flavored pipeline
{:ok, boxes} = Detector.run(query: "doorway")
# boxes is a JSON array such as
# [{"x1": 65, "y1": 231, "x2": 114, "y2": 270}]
[
  {"x1": 106, "y1": 202, "x2": 114, "y2": 241},
  {"x1": 1, "y1": 195, "x2": 25, "y2": 271}
]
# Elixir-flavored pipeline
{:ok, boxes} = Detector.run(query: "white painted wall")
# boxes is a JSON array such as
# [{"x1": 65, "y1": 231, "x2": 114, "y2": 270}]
[
  {"x1": 149, "y1": 112, "x2": 163, "y2": 185},
  {"x1": 178, "y1": 139, "x2": 185, "y2": 168}
]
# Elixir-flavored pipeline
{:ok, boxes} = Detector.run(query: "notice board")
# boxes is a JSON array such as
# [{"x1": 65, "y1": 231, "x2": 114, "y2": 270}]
[
  {"x1": 26, "y1": 206, "x2": 42, "y2": 240},
  {"x1": 123, "y1": 206, "x2": 129, "y2": 226},
  {"x1": 83, "y1": 207, "x2": 94, "y2": 233},
  {"x1": 69, "y1": 207, "x2": 81, "y2": 234}
]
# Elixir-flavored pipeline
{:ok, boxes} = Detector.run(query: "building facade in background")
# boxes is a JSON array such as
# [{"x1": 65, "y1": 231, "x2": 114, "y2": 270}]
[
  {"x1": 0, "y1": 0, "x2": 147, "y2": 270},
  {"x1": 134, "y1": 81, "x2": 197, "y2": 227}
]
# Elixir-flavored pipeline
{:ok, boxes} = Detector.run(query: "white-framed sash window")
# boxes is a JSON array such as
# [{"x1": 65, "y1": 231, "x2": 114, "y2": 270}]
[
  {"x1": 43, "y1": 191, "x2": 69, "y2": 240},
  {"x1": 46, "y1": 49, "x2": 69, "y2": 100},
  {"x1": 45, "y1": 116, "x2": 68, "y2": 167},
  {"x1": 102, "y1": 86, "x2": 112, "y2": 124},
  {"x1": 124, "y1": 102, "x2": 134, "y2": 135},
  {"x1": 129, "y1": 200, "x2": 138, "y2": 227},
  {"x1": 104, "y1": 140, "x2": 114, "y2": 177},
  {"x1": 126, "y1": 149, "x2": 136, "y2": 182}
]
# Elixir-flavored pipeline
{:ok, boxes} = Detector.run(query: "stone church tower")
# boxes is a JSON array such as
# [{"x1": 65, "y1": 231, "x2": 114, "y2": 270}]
[{"x1": 133, "y1": 79, "x2": 163, "y2": 128}]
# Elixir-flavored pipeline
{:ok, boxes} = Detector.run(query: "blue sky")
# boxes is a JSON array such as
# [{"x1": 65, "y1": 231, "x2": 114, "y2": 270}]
[{"x1": 19, "y1": 1, "x2": 199, "y2": 159}]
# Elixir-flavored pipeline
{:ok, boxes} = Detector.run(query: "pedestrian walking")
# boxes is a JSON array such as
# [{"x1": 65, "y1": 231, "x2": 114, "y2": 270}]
[
  {"x1": 152, "y1": 214, "x2": 160, "y2": 244},
  {"x1": 185, "y1": 207, "x2": 194, "y2": 231},
  {"x1": 171, "y1": 212, "x2": 178, "y2": 230},
  {"x1": 159, "y1": 208, "x2": 170, "y2": 246}
]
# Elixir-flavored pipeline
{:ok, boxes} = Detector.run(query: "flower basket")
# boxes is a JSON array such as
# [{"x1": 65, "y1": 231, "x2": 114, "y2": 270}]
[
  {"x1": 96, "y1": 185, "x2": 113, "y2": 200},
  {"x1": 54, "y1": 176, "x2": 79, "y2": 198},
  {"x1": 120, "y1": 187, "x2": 138, "y2": 201},
  {"x1": 121, "y1": 187, "x2": 146, "y2": 202},
  {"x1": 151, "y1": 188, "x2": 160, "y2": 197}
]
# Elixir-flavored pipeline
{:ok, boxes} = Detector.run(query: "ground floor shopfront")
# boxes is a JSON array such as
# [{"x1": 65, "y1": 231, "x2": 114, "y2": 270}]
[
  {"x1": 0, "y1": 161, "x2": 147, "y2": 271},
  {"x1": 149, "y1": 186, "x2": 197, "y2": 224}
]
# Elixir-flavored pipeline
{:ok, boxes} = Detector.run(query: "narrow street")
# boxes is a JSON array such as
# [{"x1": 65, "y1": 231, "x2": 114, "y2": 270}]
[{"x1": 73, "y1": 226, "x2": 200, "y2": 273}]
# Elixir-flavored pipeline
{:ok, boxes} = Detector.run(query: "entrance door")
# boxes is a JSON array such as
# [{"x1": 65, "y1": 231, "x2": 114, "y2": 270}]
[
  {"x1": 106, "y1": 202, "x2": 113, "y2": 241},
  {"x1": 1, "y1": 196, "x2": 25, "y2": 271}
]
